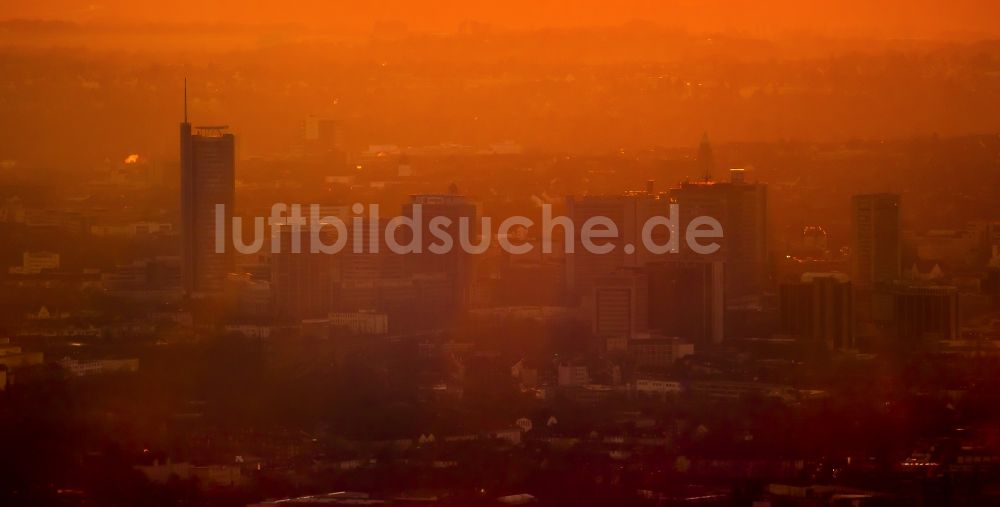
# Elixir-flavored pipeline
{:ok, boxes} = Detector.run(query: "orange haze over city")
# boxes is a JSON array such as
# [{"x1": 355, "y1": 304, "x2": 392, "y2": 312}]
[{"x1": 3, "y1": 2, "x2": 1000, "y2": 506}]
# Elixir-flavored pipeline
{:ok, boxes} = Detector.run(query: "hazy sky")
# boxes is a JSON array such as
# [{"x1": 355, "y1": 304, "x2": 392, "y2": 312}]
[
  {"x1": 3, "y1": 0, "x2": 1000, "y2": 166},
  {"x1": 4, "y1": 0, "x2": 1000, "y2": 40}
]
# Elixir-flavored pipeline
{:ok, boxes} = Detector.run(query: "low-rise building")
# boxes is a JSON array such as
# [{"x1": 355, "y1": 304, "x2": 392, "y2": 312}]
[
  {"x1": 329, "y1": 310, "x2": 389, "y2": 335},
  {"x1": 557, "y1": 362, "x2": 589, "y2": 387},
  {"x1": 135, "y1": 459, "x2": 244, "y2": 488},
  {"x1": 9, "y1": 251, "x2": 60, "y2": 274},
  {"x1": 634, "y1": 378, "x2": 683, "y2": 396},
  {"x1": 628, "y1": 335, "x2": 694, "y2": 369},
  {"x1": 59, "y1": 357, "x2": 139, "y2": 376},
  {"x1": 0, "y1": 338, "x2": 44, "y2": 370}
]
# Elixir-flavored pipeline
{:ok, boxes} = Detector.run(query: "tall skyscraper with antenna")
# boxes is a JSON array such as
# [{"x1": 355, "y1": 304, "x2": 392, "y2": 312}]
[
  {"x1": 671, "y1": 135, "x2": 768, "y2": 299},
  {"x1": 180, "y1": 80, "x2": 235, "y2": 296}
]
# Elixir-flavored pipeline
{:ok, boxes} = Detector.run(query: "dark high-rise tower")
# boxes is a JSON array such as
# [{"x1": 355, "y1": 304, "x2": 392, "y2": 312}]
[
  {"x1": 565, "y1": 191, "x2": 671, "y2": 300},
  {"x1": 402, "y1": 193, "x2": 477, "y2": 310},
  {"x1": 271, "y1": 225, "x2": 333, "y2": 321},
  {"x1": 670, "y1": 168, "x2": 768, "y2": 298},
  {"x1": 180, "y1": 80, "x2": 235, "y2": 296},
  {"x1": 646, "y1": 260, "x2": 725, "y2": 345},
  {"x1": 851, "y1": 193, "x2": 901, "y2": 287},
  {"x1": 779, "y1": 273, "x2": 854, "y2": 351}
]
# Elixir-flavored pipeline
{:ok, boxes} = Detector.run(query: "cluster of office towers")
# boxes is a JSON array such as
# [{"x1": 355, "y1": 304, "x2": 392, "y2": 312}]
[
  {"x1": 180, "y1": 105, "x2": 476, "y2": 329},
  {"x1": 181, "y1": 105, "x2": 941, "y2": 346}
]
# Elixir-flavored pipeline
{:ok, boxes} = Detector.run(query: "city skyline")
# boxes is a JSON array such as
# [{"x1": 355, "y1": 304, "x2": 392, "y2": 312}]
[{"x1": 2, "y1": 4, "x2": 1000, "y2": 506}]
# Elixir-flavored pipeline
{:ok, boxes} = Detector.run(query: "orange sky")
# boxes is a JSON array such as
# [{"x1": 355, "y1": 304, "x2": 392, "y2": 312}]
[
  {"x1": 2, "y1": 0, "x2": 1000, "y2": 164},
  {"x1": 3, "y1": 0, "x2": 1000, "y2": 40}
]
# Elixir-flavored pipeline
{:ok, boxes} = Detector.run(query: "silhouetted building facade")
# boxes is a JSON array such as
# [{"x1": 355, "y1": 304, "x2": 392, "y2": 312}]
[
  {"x1": 271, "y1": 226, "x2": 334, "y2": 321},
  {"x1": 670, "y1": 168, "x2": 768, "y2": 298},
  {"x1": 592, "y1": 269, "x2": 648, "y2": 339},
  {"x1": 302, "y1": 114, "x2": 346, "y2": 166},
  {"x1": 566, "y1": 191, "x2": 670, "y2": 300},
  {"x1": 403, "y1": 193, "x2": 477, "y2": 310},
  {"x1": 851, "y1": 193, "x2": 901, "y2": 287},
  {"x1": 646, "y1": 260, "x2": 725, "y2": 345},
  {"x1": 874, "y1": 283, "x2": 960, "y2": 344},
  {"x1": 180, "y1": 93, "x2": 235, "y2": 296},
  {"x1": 779, "y1": 272, "x2": 854, "y2": 351}
]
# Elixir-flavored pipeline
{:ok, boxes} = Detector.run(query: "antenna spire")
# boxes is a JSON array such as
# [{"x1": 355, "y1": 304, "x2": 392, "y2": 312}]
[
  {"x1": 183, "y1": 78, "x2": 188, "y2": 123},
  {"x1": 697, "y1": 132, "x2": 715, "y2": 182}
]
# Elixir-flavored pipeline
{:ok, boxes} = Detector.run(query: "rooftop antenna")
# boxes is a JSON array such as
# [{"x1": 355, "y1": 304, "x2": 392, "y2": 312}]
[
  {"x1": 697, "y1": 132, "x2": 714, "y2": 182},
  {"x1": 183, "y1": 78, "x2": 188, "y2": 123}
]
